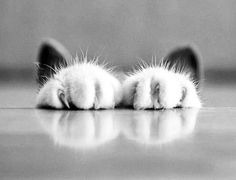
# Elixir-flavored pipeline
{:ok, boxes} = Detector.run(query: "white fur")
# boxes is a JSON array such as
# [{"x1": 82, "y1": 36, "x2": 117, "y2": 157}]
[
  {"x1": 122, "y1": 66, "x2": 201, "y2": 109},
  {"x1": 37, "y1": 109, "x2": 199, "y2": 149},
  {"x1": 37, "y1": 58, "x2": 201, "y2": 110},
  {"x1": 37, "y1": 61, "x2": 122, "y2": 109}
]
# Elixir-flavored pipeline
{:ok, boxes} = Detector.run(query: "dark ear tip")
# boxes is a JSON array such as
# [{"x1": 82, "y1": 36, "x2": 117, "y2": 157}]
[
  {"x1": 40, "y1": 38, "x2": 65, "y2": 51},
  {"x1": 38, "y1": 38, "x2": 71, "y2": 63},
  {"x1": 37, "y1": 38, "x2": 71, "y2": 86},
  {"x1": 164, "y1": 44, "x2": 203, "y2": 89},
  {"x1": 170, "y1": 44, "x2": 202, "y2": 61},
  {"x1": 179, "y1": 43, "x2": 203, "y2": 80}
]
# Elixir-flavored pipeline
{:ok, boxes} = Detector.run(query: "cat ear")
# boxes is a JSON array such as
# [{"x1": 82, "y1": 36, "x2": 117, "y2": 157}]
[
  {"x1": 161, "y1": 45, "x2": 202, "y2": 88},
  {"x1": 37, "y1": 38, "x2": 72, "y2": 86}
]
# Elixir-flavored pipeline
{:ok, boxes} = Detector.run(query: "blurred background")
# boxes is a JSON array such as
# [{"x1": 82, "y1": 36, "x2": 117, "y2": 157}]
[{"x1": 0, "y1": 0, "x2": 236, "y2": 107}]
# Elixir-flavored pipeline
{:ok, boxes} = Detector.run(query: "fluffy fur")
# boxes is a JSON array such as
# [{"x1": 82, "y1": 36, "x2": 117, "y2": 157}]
[
  {"x1": 122, "y1": 65, "x2": 201, "y2": 109},
  {"x1": 37, "y1": 57, "x2": 122, "y2": 109},
  {"x1": 36, "y1": 38, "x2": 202, "y2": 110}
]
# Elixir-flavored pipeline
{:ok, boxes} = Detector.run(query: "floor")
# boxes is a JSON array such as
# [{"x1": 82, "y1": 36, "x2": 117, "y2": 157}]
[{"x1": 1, "y1": 83, "x2": 236, "y2": 179}]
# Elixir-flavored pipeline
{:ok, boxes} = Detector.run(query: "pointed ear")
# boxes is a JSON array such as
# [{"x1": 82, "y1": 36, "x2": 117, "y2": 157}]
[
  {"x1": 37, "y1": 38, "x2": 72, "y2": 86},
  {"x1": 162, "y1": 45, "x2": 203, "y2": 88}
]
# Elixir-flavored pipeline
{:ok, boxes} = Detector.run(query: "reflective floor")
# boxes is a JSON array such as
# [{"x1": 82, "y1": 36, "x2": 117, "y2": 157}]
[
  {"x1": 1, "y1": 82, "x2": 236, "y2": 179},
  {"x1": 1, "y1": 108, "x2": 236, "y2": 179}
]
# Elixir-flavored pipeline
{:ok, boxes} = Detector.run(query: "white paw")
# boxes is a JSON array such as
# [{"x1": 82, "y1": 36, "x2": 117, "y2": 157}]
[
  {"x1": 122, "y1": 67, "x2": 201, "y2": 109},
  {"x1": 36, "y1": 63, "x2": 122, "y2": 109}
]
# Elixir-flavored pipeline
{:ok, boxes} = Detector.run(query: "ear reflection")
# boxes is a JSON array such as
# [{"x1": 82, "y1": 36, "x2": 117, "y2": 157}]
[
  {"x1": 36, "y1": 109, "x2": 199, "y2": 149},
  {"x1": 123, "y1": 109, "x2": 199, "y2": 145}
]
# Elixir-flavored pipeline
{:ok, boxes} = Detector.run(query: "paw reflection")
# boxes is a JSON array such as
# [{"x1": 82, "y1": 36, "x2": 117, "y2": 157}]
[
  {"x1": 123, "y1": 109, "x2": 198, "y2": 145},
  {"x1": 36, "y1": 109, "x2": 199, "y2": 149},
  {"x1": 37, "y1": 111, "x2": 119, "y2": 149}
]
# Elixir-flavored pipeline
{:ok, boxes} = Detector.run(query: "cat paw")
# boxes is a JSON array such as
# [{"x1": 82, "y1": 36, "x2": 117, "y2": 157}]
[
  {"x1": 122, "y1": 67, "x2": 201, "y2": 109},
  {"x1": 37, "y1": 63, "x2": 122, "y2": 109},
  {"x1": 36, "y1": 38, "x2": 122, "y2": 110}
]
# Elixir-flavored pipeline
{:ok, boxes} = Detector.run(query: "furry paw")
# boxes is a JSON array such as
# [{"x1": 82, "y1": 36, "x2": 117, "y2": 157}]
[
  {"x1": 37, "y1": 63, "x2": 122, "y2": 109},
  {"x1": 122, "y1": 45, "x2": 202, "y2": 109},
  {"x1": 122, "y1": 67, "x2": 201, "y2": 109},
  {"x1": 36, "y1": 39, "x2": 122, "y2": 109}
]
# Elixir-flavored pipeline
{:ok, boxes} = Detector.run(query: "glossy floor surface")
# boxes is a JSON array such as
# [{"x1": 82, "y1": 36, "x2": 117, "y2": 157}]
[
  {"x1": 1, "y1": 83, "x2": 236, "y2": 179},
  {"x1": 1, "y1": 108, "x2": 236, "y2": 180}
]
